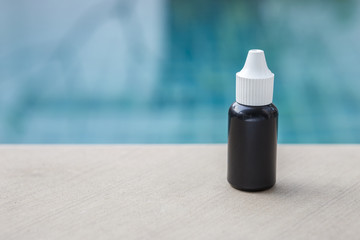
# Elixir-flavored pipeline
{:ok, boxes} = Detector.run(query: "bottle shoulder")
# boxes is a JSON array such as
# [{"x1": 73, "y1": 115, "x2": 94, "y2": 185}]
[{"x1": 229, "y1": 102, "x2": 278, "y2": 120}]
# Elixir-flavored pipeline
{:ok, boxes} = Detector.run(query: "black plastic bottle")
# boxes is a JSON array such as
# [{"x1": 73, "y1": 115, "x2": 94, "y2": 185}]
[{"x1": 227, "y1": 49, "x2": 278, "y2": 192}]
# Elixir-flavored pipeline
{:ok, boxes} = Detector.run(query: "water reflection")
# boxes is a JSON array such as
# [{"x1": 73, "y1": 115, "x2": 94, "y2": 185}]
[{"x1": 0, "y1": 0, "x2": 359, "y2": 143}]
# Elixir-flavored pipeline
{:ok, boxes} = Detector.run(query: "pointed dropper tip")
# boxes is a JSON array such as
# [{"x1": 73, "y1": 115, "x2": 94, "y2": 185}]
[{"x1": 238, "y1": 49, "x2": 274, "y2": 79}]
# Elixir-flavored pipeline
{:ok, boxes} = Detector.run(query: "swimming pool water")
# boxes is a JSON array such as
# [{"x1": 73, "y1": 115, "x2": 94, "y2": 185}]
[{"x1": 0, "y1": 0, "x2": 359, "y2": 143}]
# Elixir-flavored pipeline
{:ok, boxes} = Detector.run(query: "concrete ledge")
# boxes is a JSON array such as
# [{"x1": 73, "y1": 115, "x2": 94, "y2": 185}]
[{"x1": 1, "y1": 145, "x2": 359, "y2": 239}]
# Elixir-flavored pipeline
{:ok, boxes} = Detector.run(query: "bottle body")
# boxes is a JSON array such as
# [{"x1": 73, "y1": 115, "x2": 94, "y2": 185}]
[{"x1": 227, "y1": 102, "x2": 278, "y2": 191}]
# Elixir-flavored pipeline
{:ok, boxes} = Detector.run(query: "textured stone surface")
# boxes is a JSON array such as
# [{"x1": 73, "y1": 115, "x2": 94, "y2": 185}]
[{"x1": 1, "y1": 145, "x2": 360, "y2": 239}]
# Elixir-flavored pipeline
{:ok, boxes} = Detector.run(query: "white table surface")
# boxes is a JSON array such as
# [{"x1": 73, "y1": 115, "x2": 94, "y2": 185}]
[{"x1": 1, "y1": 145, "x2": 360, "y2": 239}]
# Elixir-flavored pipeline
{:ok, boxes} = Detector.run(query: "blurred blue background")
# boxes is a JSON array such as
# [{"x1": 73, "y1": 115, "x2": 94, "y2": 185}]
[{"x1": 0, "y1": 0, "x2": 359, "y2": 143}]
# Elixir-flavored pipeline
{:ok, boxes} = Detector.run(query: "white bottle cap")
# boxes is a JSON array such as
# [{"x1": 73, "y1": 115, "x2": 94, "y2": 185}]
[{"x1": 236, "y1": 49, "x2": 274, "y2": 106}]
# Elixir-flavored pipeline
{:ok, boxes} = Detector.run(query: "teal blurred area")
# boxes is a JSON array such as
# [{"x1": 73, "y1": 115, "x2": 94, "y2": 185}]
[{"x1": 0, "y1": 0, "x2": 359, "y2": 143}]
